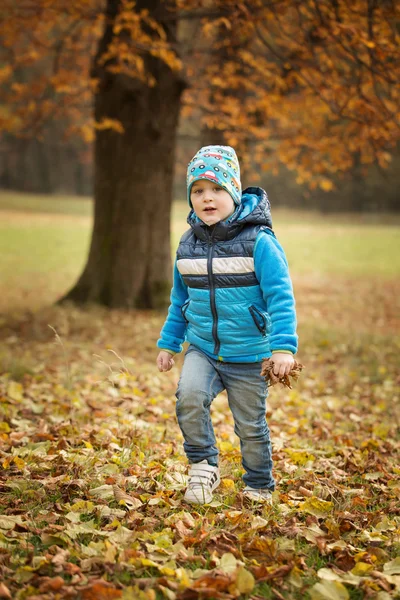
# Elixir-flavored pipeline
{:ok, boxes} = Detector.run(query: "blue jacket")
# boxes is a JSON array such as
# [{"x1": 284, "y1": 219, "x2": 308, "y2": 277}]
[{"x1": 157, "y1": 187, "x2": 298, "y2": 362}]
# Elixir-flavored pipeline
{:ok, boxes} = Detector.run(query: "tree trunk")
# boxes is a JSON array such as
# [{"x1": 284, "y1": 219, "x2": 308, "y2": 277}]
[{"x1": 62, "y1": 0, "x2": 185, "y2": 309}]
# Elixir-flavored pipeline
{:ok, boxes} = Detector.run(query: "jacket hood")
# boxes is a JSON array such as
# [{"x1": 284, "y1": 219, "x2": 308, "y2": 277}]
[{"x1": 187, "y1": 186, "x2": 273, "y2": 242}]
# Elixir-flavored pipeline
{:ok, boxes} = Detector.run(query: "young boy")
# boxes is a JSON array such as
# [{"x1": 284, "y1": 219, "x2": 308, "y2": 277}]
[{"x1": 156, "y1": 145, "x2": 297, "y2": 505}]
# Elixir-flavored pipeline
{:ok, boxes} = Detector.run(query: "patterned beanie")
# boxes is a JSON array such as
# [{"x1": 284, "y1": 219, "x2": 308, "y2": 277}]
[{"x1": 187, "y1": 145, "x2": 242, "y2": 206}]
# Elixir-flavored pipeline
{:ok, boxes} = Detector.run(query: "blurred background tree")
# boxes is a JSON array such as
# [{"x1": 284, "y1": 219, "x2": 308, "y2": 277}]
[{"x1": 0, "y1": 0, "x2": 399, "y2": 308}]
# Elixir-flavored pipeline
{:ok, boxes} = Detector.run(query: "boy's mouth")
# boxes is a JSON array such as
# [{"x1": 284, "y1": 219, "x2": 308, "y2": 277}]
[{"x1": 204, "y1": 207, "x2": 216, "y2": 212}]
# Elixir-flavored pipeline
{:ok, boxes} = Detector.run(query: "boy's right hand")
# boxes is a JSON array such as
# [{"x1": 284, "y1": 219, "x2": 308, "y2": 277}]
[{"x1": 157, "y1": 351, "x2": 175, "y2": 372}]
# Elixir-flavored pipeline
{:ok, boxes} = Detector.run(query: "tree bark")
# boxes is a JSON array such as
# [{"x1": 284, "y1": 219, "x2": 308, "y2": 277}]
[{"x1": 62, "y1": 0, "x2": 185, "y2": 309}]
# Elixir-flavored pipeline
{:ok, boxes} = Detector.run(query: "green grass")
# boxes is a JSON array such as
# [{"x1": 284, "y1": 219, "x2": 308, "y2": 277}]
[
  {"x1": 0, "y1": 190, "x2": 92, "y2": 216},
  {"x1": 278, "y1": 225, "x2": 400, "y2": 277},
  {"x1": 0, "y1": 222, "x2": 91, "y2": 311},
  {"x1": 0, "y1": 191, "x2": 399, "y2": 312},
  {"x1": 172, "y1": 202, "x2": 400, "y2": 277}
]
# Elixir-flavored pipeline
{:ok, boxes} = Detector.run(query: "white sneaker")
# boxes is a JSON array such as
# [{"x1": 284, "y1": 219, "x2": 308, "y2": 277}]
[
  {"x1": 243, "y1": 486, "x2": 273, "y2": 504},
  {"x1": 184, "y1": 460, "x2": 220, "y2": 504}
]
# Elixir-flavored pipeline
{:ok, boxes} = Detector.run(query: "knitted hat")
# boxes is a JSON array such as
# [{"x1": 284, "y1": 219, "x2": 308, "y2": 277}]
[{"x1": 187, "y1": 145, "x2": 242, "y2": 206}]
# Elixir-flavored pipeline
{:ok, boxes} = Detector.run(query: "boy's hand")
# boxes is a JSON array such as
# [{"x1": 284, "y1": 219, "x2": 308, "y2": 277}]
[
  {"x1": 157, "y1": 351, "x2": 175, "y2": 372},
  {"x1": 269, "y1": 352, "x2": 295, "y2": 378},
  {"x1": 261, "y1": 355, "x2": 303, "y2": 389}
]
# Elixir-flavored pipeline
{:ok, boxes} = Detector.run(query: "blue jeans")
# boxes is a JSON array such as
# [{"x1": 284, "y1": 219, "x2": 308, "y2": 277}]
[{"x1": 175, "y1": 345, "x2": 275, "y2": 490}]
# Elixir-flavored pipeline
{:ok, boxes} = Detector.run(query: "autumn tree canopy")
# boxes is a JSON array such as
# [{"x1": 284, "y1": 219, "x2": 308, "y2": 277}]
[
  {"x1": 1, "y1": 0, "x2": 399, "y2": 188},
  {"x1": 184, "y1": 0, "x2": 400, "y2": 190}
]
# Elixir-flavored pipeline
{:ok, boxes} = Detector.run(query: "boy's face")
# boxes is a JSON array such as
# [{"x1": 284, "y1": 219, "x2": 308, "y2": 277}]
[{"x1": 190, "y1": 179, "x2": 236, "y2": 226}]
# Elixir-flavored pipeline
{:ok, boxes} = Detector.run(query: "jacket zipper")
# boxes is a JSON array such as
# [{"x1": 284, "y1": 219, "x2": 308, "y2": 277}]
[{"x1": 207, "y1": 229, "x2": 220, "y2": 355}]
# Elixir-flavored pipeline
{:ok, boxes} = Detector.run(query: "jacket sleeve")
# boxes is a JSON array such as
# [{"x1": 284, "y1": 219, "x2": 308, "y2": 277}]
[
  {"x1": 157, "y1": 260, "x2": 189, "y2": 355},
  {"x1": 254, "y1": 230, "x2": 298, "y2": 354}
]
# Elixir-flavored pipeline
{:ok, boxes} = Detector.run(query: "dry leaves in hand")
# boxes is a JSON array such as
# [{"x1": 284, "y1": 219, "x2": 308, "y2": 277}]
[{"x1": 261, "y1": 358, "x2": 304, "y2": 388}]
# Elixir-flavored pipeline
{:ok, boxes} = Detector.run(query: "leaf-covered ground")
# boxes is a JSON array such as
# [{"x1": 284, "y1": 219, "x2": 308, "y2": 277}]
[{"x1": 0, "y1": 276, "x2": 399, "y2": 600}]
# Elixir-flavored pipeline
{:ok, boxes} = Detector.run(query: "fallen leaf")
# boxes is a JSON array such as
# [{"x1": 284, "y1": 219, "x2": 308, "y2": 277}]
[
  {"x1": 383, "y1": 557, "x2": 400, "y2": 575},
  {"x1": 309, "y1": 579, "x2": 349, "y2": 600},
  {"x1": 7, "y1": 381, "x2": 23, "y2": 401},
  {"x1": 219, "y1": 552, "x2": 239, "y2": 574},
  {"x1": 235, "y1": 566, "x2": 255, "y2": 594},
  {"x1": 0, "y1": 583, "x2": 11, "y2": 599},
  {"x1": 112, "y1": 485, "x2": 143, "y2": 509},
  {"x1": 299, "y1": 497, "x2": 334, "y2": 518},
  {"x1": 88, "y1": 484, "x2": 114, "y2": 500},
  {"x1": 38, "y1": 576, "x2": 65, "y2": 592},
  {"x1": 81, "y1": 580, "x2": 122, "y2": 599}
]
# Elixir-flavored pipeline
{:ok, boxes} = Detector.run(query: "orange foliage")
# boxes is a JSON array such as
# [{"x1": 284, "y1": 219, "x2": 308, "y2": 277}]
[
  {"x1": 0, "y1": 0, "x2": 399, "y2": 184},
  {"x1": 183, "y1": 0, "x2": 400, "y2": 186}
]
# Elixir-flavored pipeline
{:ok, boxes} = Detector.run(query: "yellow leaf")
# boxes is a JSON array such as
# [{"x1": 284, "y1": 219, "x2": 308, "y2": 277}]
[
  {"x1": 372, "y1": 424, "x2": 389, "y2": 439},
  {"x1": 159, "y1": 566, "x2": 176, "y2": 577},
  {"x1": 235, "y1": 566, "x2": 255, "y2": 594},
  {"x1": 351, "y1": 562, "x2": 373, "y2": 576},
  {"x1": 7, "y1": 382, "x2": 23, "y2": 401},
  {"x1": 309, "y1": 580, "x2": 349, "y2": 600},
  {"x1": 139, "y1": 558, "x2": 158, "y2": 567},
  {"x1": 70, "y1": 500, "x2": 94, "y2": 513},
  {"x1": 319, "y1": 179, "x2": 334, "y2": 192},
  {"x1": 0, "y1": 515, "x2": 23, "y2": 530},
  {"x1": 94, "y1": 118, "x2": 124, "y2": 134},
  {"x1": 219, "y1": 553, "x2": 238, "y2": 574},
  {"x1": 299, "y1": 497, "x2": 333, "y2": 518},
  {"x1": 225, "y1": 510, "x2": 244, "y2": 525},
  {"x1": 219, "y1": 441, "x2": 235, "y2": 452},
  {"x1": 174, "y1": 567, "x2": 191, "y2": 587},
  {"x1": 384, "y1": 557, "x2": 400, "y2": 575},
  {"x1": 285, "y1": 449, "x2": 316, "y2": 465},
  {"x1": 13, "y1": 456, "x2": 25, "y2": 470},
  {"x1": 289, "y1": 566, "x2": 304, "y2": 588},
  {"x1": 221, "y1": 479, "x2": 235, "y2": 491},
  {"x1": 0, "y1": 422, "x2": 10, "y2": 433}
]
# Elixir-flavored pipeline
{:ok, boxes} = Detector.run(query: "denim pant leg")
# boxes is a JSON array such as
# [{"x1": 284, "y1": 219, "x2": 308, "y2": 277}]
[
  {"x1": 220, "y1": 361, "x2": 275, "y2": 490},
  {"x1": 175, "y1": 346, "x2": 224, "y2": 467}
]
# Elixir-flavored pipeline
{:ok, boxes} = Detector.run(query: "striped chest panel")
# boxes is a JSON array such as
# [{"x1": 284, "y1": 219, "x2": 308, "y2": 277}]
[{"x1": 176, "y1": 225, "x2": 262, "y2": 289}]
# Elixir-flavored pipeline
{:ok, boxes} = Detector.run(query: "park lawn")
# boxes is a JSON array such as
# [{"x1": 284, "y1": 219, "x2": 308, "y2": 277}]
[
  {"x1": 0, "y1": 216, "x2": 91, "y2": 314},
  {"x1": 0, "y1": 190, "x2": 93, "y2": 216},
  {"x1": 0, "y1": 192, "x2": 399, "y2": 598},
  {"x1": 1, "y1": 191, "x2": 400, "y2": 313}
]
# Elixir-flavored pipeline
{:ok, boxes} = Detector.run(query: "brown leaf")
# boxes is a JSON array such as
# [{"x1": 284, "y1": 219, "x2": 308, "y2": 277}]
[
  {"x1": 243, "y1": 537, "x2": 278, "y2": 563},
  {"x1": 81, "y1": 580, "x2": 122, "y2": 600},
  {"x1": 207, "y1": 531, "x2": 241, "y2": 557},
  {"x1": 50, "y1": 547, "x2": 70, "y2": 570},
  {"x1": 174, "y1": 519, "x2": 193, "y2": 539},
  {"x1": 252, "y1": 563, "x2": 293, "y2": 582},
  {"x1": 0, "y1": 583, "x2": 12, "y2": 599},
  {"x1": 112, "y1": 485, "x2": 143, "y2": 509},
  {"x1": 261, "y1": 358, "x2": 304, "y2": 388},
  {"x1": 334, "y1": 551, "x2": 356, "y2": 572},
  {"x1": 192, "y1": 571, "x2": 233, "y2": 590},
  {"x1": 38, "y1": 576, "x2": 65, "y2": 592}
]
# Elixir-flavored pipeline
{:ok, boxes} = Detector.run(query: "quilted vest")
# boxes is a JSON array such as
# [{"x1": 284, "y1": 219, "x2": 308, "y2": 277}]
[{"x1": 176, "y1": 217, "x2": 273, "y2": 360}]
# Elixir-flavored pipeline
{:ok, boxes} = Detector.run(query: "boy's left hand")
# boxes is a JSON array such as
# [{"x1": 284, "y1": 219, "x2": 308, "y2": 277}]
[{"x1": 269, "y1": 352, "x2": 295, "y2": 378}]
